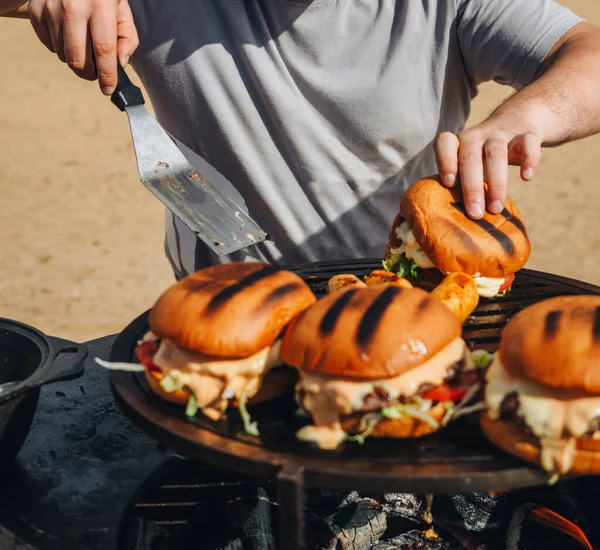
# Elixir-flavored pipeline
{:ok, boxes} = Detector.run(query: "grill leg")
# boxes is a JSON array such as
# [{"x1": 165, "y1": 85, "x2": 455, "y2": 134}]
[{"x1": 277, "y1": 463, "x2": 305, "y2": 550}]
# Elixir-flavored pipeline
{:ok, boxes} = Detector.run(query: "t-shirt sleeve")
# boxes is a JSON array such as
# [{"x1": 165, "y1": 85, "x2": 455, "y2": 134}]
[
  {"x1": 456, "y1": 0, "x2": 584, "y2": 89},
  {"x1": 127, "y1": 0, "x2": 167, "y2": 56}
]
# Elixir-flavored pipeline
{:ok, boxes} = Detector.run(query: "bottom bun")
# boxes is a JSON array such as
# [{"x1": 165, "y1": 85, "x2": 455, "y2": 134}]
[
  {"x1": 480, "y1": 412, "x2": 600, "y2": 474},
  {"x1": 144, "y1": 367, "x2": 297, "y2": 408},
  {"x1": 341, "y1": 403, "x2": 449, "y2": 439}
]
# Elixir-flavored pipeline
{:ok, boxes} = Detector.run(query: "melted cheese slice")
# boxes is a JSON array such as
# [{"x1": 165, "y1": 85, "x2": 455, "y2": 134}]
[
  {"x1": 296, "y1": 337, "x2": 467, "y2": 449},
  {"x1": 151, "y1": 335, "x2": 282, "y2": 420},
  {"x1": 390, "y1": 222, "x2": 436, "y2": 269},
  {"x1": 485, "y1": 354, "x2": 600, "y2": 473}
]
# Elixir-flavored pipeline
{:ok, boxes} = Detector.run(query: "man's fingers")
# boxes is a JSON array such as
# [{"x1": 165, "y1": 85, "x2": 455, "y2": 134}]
[
  {"x1": 510, "y1": 132, "x2": 542, "y2": 181},
  {"x1": 435, "y1": 132, "x2": 460, "y2": 188},
  {"x1": 43, "y1": 1, "x2": 66, "y2": 62},
  {"x1": 28, "y1": 0, "x2": 54, "y2": 52},
  {"x1": 90, "y1": 1, "x2": 118, "y2": 95},
  {"x1": 483, "y1": 138, "x2": 508, "y2": 214},
  {"x1": 63, "y1": 3, "x2": 95, "y2": 80},
  {"x1": 116, "y1": 0, "x2": 139, "y2": 66},
  {"x1": 458, "y1": 131, "x2": 485, "y2": 219}
]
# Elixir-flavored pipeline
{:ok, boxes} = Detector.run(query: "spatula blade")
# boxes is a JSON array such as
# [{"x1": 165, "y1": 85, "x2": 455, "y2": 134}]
[{"x1": 124, "y1": 105, "x2": 267, "y2": 256}]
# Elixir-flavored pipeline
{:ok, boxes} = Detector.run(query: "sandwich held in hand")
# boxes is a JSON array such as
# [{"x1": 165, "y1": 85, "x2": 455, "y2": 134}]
[
  {"x1": 480, "y1": 295, "x2": 600, "y2": 477},
  {"x1": 280, "y1": 285, "x2": 487, "y2": 450},
  {"x1": 383, "y1": 176, "x2": 531, "y2": 297},
  {"x1": 97, "y1": 262, "x2": 316, "y2": 432}
]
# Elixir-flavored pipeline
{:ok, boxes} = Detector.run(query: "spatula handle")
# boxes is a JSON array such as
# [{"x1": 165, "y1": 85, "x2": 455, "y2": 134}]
[
  {"x1": 111, "y1": 64, "x2": 145, "y2": 111},
  {"x1": 90, "y1": 49, "x2": 145, "y2": 111}
]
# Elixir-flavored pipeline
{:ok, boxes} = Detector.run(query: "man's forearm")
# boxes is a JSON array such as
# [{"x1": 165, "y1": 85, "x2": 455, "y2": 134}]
[
  {"x1": 490, "y1": 22, "x2": 600, "y2": 147},
  {"x1": 0, "y1": 0, "x2": 28, "y2": 17}
]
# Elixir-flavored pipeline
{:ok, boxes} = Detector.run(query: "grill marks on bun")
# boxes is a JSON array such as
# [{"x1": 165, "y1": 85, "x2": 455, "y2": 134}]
[
  {"x1": 396, "y1": 177, "x2": 531, "y2": 277},
  {"x1": 149, "y1": 262, "x2": 317, "y2": 357},
  {"x1": 319, "y1": 289, "x2": 358, "y2": 336},
  {"x1": 280, "y1": 286, "x2": 461, "y2": 379},
  {"x1": 593, "y1": 307, "x2": 600, "y2": 343},
  {"x1": 544, "y1": 310, "x2": 563, "y2": 340},
  {"x1": 356, "y1": 286, "x2": 401, "y2": 350},
  {"x1": 206, "y1": 264, "x2": 281, "y2": 313},
  {"x1": 450, "y1": 202, "x2": 516, "y2": 256}
]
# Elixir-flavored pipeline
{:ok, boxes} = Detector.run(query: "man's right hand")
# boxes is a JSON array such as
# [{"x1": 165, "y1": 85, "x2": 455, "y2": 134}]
[{"x1": 25, "y1": 0, "x2": 138, "y2": 95}]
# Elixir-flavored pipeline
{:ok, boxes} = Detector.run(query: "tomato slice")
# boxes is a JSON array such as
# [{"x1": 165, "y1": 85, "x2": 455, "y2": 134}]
[
  {"x1": 422, "y1": 384, "x2": 466, "y2": 403},
  {"x1": 134, "y1": 340, "x2": 161, "y2": 372},
  {"x1": 499, "y1": 273, "x2": 515, "y2": 293}
]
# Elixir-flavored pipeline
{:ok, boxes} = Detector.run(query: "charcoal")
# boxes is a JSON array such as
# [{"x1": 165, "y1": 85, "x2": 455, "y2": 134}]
[
  {"x1": 305, "y1": 489, "x2": 360, "y2": 518},
  {"x1": 432, "y1": 493, "x2": 505, "y2": 532},
  {"x1": 227, "y1": 486, "x2": 276, "y2": 550},
  {"x1": 375, "y1": 493, "x2": 431, "y2": 539},
  {"x1": 125, "y1": 517, "x2": 170, "y2": 550},
  {"x1": 372, "y1": 530, "x2": 453, "y2": 550},
  {"x1": 310, "y1": 497, "x2": 387, "y2": 550}
]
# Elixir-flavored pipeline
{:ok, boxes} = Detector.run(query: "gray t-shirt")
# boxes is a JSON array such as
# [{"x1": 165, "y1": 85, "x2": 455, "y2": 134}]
[{"x1": 129, "y1": 0, "x2": 581, "y2": 278}]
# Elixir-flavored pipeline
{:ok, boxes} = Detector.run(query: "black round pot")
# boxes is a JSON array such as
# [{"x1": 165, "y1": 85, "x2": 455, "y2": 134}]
[{"x1": 0, "y1": 317, "x2": 87, "y2": 466}]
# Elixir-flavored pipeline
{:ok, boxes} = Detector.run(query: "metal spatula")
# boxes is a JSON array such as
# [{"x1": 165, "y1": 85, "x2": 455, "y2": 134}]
[{"x1": 108, "y1": 64, "x2": 268, "y2": 256}]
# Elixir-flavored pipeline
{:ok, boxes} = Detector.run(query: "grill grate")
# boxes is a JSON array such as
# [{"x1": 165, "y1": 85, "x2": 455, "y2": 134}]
[{"x1": 110, "y1": 259, "x2": 600, "y2": 550}]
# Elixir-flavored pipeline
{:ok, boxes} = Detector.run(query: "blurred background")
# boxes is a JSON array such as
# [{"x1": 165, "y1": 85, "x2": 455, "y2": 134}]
[{"x1": 1, "y1": 0, "x2": 599, "y2": 343}]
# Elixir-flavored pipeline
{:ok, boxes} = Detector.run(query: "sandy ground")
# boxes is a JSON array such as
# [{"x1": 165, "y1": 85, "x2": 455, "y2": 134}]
[{"x1": 1, "y1": 0, "x2": 600, "y2": 343}]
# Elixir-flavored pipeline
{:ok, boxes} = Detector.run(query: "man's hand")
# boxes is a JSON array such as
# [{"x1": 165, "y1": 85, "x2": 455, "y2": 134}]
[
  {"x1": 434, "y1": 122, "x2": 542, "y2": 219},
  {"x1": 27, "y1": 0, "x2": 138, "y2": 95},
  {"x1": 434, "y1": 22, "x2": 600, "y2": 220}
]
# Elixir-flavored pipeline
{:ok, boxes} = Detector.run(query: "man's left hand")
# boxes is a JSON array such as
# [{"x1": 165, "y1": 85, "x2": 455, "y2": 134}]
[{"x1": 434, "y1": 121, "x2": 542, "y2": 219}]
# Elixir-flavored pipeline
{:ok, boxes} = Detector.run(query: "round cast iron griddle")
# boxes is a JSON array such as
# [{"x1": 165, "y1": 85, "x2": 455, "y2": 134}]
[{"x1": 109, "y1": 259, "x2": 600, "y2": 494}]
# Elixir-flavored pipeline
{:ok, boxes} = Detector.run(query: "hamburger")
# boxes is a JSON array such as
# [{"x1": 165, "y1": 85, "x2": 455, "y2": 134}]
[
  {"x1": 280, "y1": 285, "x2": 486, "y2": 450},
  {"x1": 384, "y1": 177, "x2": 531, "y2": 298},
  {"x1": 480, "y1": 295, "x2": 600, "y2": 477},
  {"x1": 100, "y1": 262, "x2": 316, "y2": 433}
]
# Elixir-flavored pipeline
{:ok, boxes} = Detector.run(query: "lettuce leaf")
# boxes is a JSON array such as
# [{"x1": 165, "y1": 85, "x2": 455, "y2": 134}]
[
  {"x1": 470, "y1": 349, "x2": 493, "y2": 369},
  {"x1": 185, "y1": 395, "x2": 199, "y2": 417},
  {"x1": 239, "y1": 388, "x2": 259, "y2": 436},
  {"x1": 382, "y1": 254, "x2": 420, "y2": 279},
  {"x1": 346, "y1": 412, "x2": 381, "y2": 444}
]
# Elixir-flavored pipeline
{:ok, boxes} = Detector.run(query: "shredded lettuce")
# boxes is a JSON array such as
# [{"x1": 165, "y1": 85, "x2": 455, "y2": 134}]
[
  {"x1": 239, "y1": 388, "x2": 259, "y2": 436},
  {"x1": 94, "y1": 358, "x2": 146, "y2": 372},
  {"x1": 398, "y1": 257, "x2": 420, "y2": 279},
  {"x1": 381, "y1": 404, "x2": 440, "y2": 429},
  {"x1": 470, "y1": 349, "x2": 493, "y2": 369},
  {"x1": 159, "y1": 373, "x2": 184, "y2": 393},
  {"x1": 383, "y1": 254, "x2": 420, "y2": 279},
  {"x1": 185, "y1": 395, "x2": 199, "y2": 417},
  {"x1": 347, "y1": 413, "x2": 381, "y2": 444},
  {"x1": 441, "y1": 402, "x2": 455, "y2": 426},
  {"x1": 382, "y1": 255, "x2": 399, "y2": 272},
  {"x1": 496, "y1": 288, "x2": 510, "y2": 297}
]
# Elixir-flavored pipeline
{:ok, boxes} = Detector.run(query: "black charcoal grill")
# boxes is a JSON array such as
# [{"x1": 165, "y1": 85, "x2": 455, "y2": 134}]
[{"x1": 109, "y1": 258, "x2": 600, "y2": 550}]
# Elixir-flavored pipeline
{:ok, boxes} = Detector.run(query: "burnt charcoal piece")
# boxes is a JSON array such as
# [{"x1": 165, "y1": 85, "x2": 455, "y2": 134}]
[
  {"x1": 125, "y1": 517, "x2": 170, "y2": 550},
  {"x1": 305, "y1": 490, "x2": 360, "y2": 519},
  {"x1": 375, "y1": 493, "x2": 431, "y2": 538},
  {"x1": 227, "y1": 487, "x2": 276, "y2": 550},
  {"x1": 308, "y1": 498, "x2": 387, "y2": 550},
  {"x1": 432, "y1": 493, "x2": 506, "y2": 533},
  {"x1": 372, "y1": 530, "x2": 453, "y2": 550}
]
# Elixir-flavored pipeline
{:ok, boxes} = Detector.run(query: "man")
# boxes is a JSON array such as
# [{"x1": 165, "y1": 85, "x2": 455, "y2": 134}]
[{"x1": 2, "y1": 1, "x2": 599, "y2": 278}]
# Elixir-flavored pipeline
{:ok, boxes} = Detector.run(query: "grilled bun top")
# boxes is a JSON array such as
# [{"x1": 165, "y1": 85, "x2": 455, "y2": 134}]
[
  {"x1": 280, "y1": 285, "x2": 461, "y2": 379},
  {"x1": 499, "y1": 295, "x2": 600, "y2": 393},
  {"x1": 149, "y1": 262, "x2": 317, "y2": 357},
  {"x1": 398, "y1": 177, "x2": 531, "y2": 277}
]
